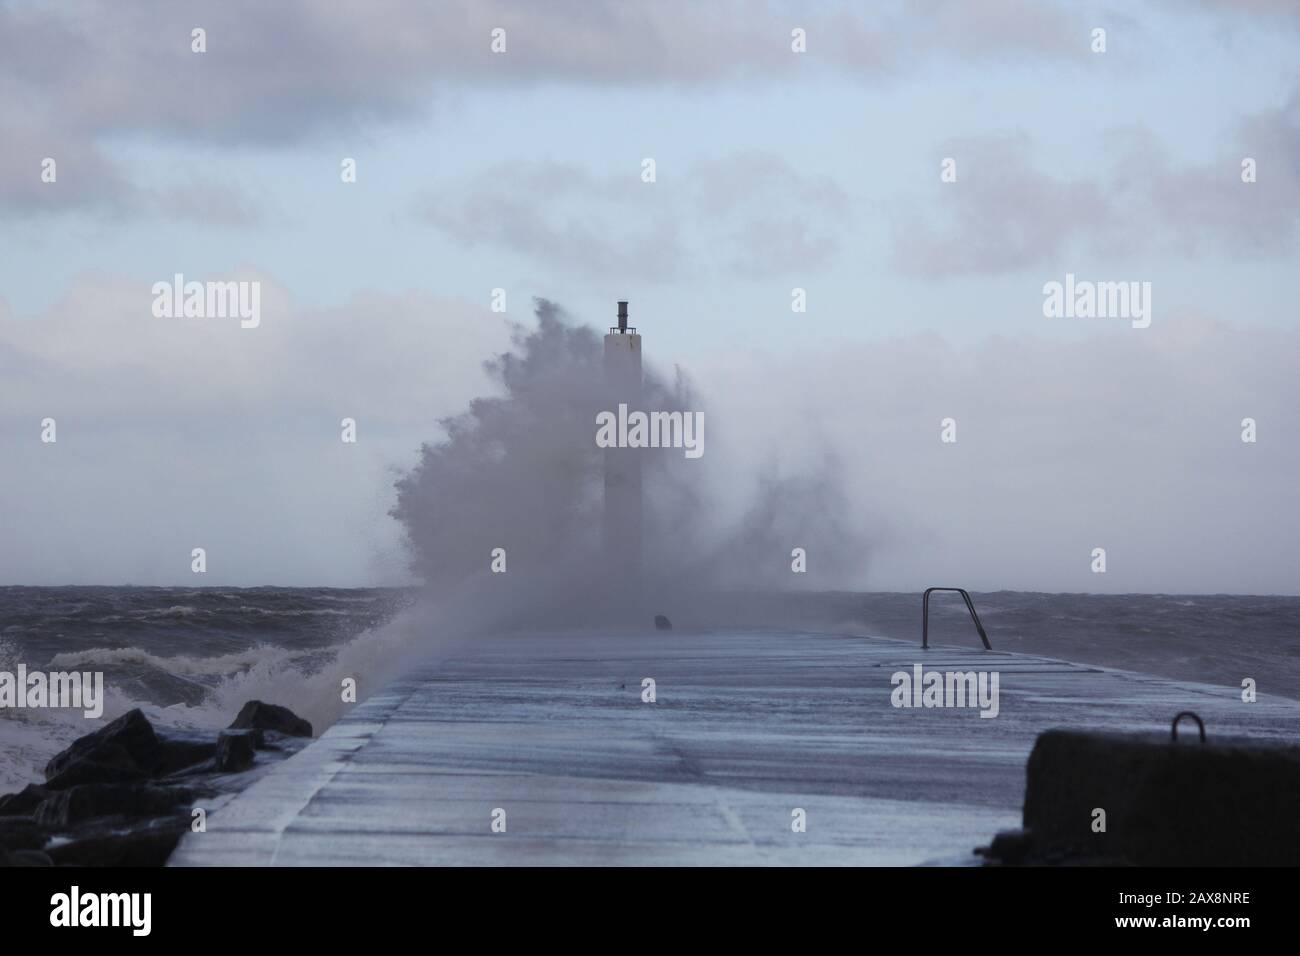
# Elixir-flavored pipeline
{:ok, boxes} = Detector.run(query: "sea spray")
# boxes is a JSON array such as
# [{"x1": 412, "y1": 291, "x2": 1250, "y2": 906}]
[
  {"x1": 389, "y1": 298, "x2": 865, "y2": 630},
  {"x1": 0, "y1": 301, "x2": 867, "y2": 788}
]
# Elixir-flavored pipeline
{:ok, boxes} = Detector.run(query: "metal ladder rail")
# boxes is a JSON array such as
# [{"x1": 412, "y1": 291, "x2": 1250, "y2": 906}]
[{"x1": 921, "y1": 587, "x2": 992, "y2": 650}]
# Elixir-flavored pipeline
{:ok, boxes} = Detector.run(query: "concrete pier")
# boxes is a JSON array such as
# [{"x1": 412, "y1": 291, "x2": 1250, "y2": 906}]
[{"x1": 169, "y1": 630, "x2": 1300, "y2": 866}]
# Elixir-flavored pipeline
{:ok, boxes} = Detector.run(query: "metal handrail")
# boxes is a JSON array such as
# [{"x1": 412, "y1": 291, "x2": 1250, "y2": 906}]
[
  {"x1": 921, "y1": 587, "x2": 992, "y2": 650},
  {"x1": 1171, "y1": 711, "x2": 1206, "y2": 743}
]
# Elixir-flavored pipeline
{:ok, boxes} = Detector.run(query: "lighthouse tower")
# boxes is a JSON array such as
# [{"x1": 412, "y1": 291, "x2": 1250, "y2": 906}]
[{"x1": 603, "y1": 301, "x2": 643, "y2": 597}]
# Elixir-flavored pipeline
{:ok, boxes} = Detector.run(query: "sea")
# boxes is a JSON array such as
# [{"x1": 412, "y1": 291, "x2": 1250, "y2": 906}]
[{"x1": 2, "y1": 586, "x2": 1298, "y2": 793}]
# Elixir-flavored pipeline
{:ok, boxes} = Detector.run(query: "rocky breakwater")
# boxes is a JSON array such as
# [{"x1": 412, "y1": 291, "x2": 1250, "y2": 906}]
[{"x1": 0, "y1": 701, "x2": 313, "y2": 866}]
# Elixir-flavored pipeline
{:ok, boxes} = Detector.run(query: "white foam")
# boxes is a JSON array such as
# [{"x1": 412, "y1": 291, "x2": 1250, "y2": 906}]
[{"x1": 47, "y1": 644, "x2": 303, "y2": 678}]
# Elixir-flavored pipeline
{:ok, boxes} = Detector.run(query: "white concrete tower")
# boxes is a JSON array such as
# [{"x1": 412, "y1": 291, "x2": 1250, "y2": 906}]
[{"x1": 603, "y1": 301, "x2": 643, "y2": 594}]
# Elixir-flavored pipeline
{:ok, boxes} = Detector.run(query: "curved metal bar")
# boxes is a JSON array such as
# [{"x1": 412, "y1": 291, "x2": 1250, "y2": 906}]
[
  {"x1": 1171, "y1": 711, "x2": 1206, "y2": 743},
  {"x1": 921, "y1": 587, "x2": 993, "y2": 650}
]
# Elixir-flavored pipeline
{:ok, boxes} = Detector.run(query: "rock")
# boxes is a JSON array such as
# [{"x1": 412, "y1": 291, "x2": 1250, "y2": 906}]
[
  {"x1": 153, "y1": 735, "x2": 218, "y2": 775},
  {"x1": 44, "y1": 709, "x2": 160, "y2": 782},
  {"x1": 1023, "y1": 727, "x2": 1300, "y2": 866},
  {"x1": 0, "y1": 848, "x2": 53, "y2": 867},
  {"x1": 654, "y1": 614, "x2": 672, "y2": 631},
  {"x1": 0, "y1": 700, "x2": 305, "y2": 868},
  {"x1": 34, "y1": 784, "x2": 193, "y2": 829},
  {"x1": 44, "y1": 747, "x2": 147, "y2": 790},
  {"x1": 2, "y1": 701, "x2": 305, "y2": 867},
  {"x1": 43, "y1": 710, "x2": 218, "y2": 789},
  {"x1": 0, "y1": 817, "x2": 45, "y2": 852},
  {"x1": 0, "y1": 784, "x2": 50, "y2": 816},
  {"x1": 228, "y1": 700, "x2": 312, "y2": 738},
  {"x1": 45, "y1": 819, "x2": 187, "y2": 867},
  {"x1": 214, "y1": 730, "x2": 257, "y2": 772}
]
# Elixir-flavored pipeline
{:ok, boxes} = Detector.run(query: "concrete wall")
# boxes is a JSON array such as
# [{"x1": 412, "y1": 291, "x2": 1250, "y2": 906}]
[{"x1": 1023, "y1": 728, "x2": 1300, "y2": 865}]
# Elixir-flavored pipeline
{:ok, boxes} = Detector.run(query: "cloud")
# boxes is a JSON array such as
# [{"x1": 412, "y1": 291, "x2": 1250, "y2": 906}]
[
  {"x1": 891, "y1": 132, "x2": 1119, "y2": 276},
  {"x1": 0, "y1": 274, "x2": 519, "y2": 585},
  {"x1": 892, "y1": 91, "x2": 1300, "y2": 275},
  {"x1": 418, "y1": 163, "x2": 688, "y2": 280},
  {"x1": 0, "y1": 274, "x2": 511, "y2": 426},
  {"x1": 0, "y1": 0, "x2": 1029, "y2": 145},
  {"x1": 0, "y1": 119, "x2": 134, "y2": 215},
  {"x1": 0, "y1": 0, "x2": 1103, "y2": 215},
  {"x1": 142, "y1": 180, "x2": 267, "y2": 228},
  {"x1": 1186, "y1": 0, "x2": 1300, "y2": 23},
  {"x1": 418, "y1": 151, "x2": 851, "y2": 280},
  {"x1": 909, "y1": 0, "x2": 1090, "y2": 60},
  {"x1": 0, "y1": 114, "x2": 268, "y2": 224}
]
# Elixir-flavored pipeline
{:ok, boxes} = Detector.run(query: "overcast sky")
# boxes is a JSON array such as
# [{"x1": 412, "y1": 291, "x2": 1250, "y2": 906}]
[{"x1": 2, "y1": 0, "x2": 1298, "y2": 592}]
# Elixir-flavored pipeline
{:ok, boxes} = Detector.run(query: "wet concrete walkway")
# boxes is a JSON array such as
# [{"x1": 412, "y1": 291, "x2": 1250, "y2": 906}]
[{"x1": 170, "y1": 630, "x2": 1300, "y2": 866}]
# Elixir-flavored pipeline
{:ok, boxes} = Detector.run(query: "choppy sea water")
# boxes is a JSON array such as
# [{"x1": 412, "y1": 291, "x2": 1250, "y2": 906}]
[
  {"x1": 2, "y1": 587, "x2": 1298, "y2": 792},
  {"x1": 817, "y1": 590, "x2": 1300, "y2": 694},
  {"x1": 0, "y1": 587, "x2": 410, "y2": 792}
]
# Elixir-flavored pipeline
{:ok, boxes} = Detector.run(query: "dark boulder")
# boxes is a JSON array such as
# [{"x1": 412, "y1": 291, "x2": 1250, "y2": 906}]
[
  {"x1": 34, "y1": 784, "x2": 193, "y2": 830},
  {"x1": 45, "y1": 819, "x2": 187, "y2": 867},
  {"x1": 153, "y1": 735, "x2": 218, "y2": 775},
  {"x1": 43, "y1": 710, "x2": 218, "y2": 789},
  {"x1": 214, "y1": 730, "x2": 258, "y2": 772},
  {"x1": 44, "y1": 709, "x2": 160, "y2": 782},
  {"x1": 44, "y1": 746, "x2": 147, "y2": 790},
  {"x1": 0, "y1": 784, "x2": 50, "y2": 816},
  {"x1": 0, "y1": 848, "x2": 53, "y2": 867},
  {"x1": 228, "y1": 701, "x2": 312, "y2": 738},
  {"x1": 654, "y1": 614, "x2": 672, "y2": 631},
  {"x1": 0, "y1": 816, "x2": 45, "y2": 852}
]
